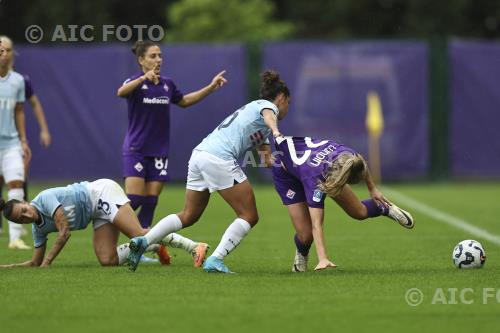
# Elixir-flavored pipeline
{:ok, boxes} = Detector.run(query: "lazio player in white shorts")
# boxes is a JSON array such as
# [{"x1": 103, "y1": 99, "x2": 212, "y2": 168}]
[
  {"x1": 0, "y1": 179, "x2": 209, "y2": 267},
  {"x1": 127, "y1": 70, "x2": 291, "y2": 273},
  {"x1": 0, "y1": 37, "x2": 32, "y2": 250}
]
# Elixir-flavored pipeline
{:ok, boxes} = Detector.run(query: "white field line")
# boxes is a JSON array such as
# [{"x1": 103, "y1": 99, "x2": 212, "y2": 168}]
[{"x1": 382, "y1": 187, "x2": 500, "y2": 246}]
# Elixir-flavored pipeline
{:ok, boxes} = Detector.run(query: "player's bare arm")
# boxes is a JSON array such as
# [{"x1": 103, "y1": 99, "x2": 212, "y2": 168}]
[
  {"x1": 309, "y1": 207, "x2": 337, "y2": 271},
  {"x1": 177, "y1": 70, "x2": 227, "y2": 108},
  {"x1": 0, "y1": 244, "x2": 46, "y2": 268},
  {"x1": 257, "y1": 143, "x2": 274, "y2": 168},
  {"x1": 40, "y1": 207, "x2": 71, "y2": 267},
  {"x1": 28, "y1": 95, "x2": 51, "y2": 147},
  {"x1": 261, "y1": 109, "x2": 282, "y2": 137},
  {"x1": 14, "y1": 102, "x2": 32, "y2": 162},
  {"x1": 117, "y1": 71, "x2": 158, "y2": 97},
  {"x1": 362, "y1": 161, "x2": 390, "y2": 207}
]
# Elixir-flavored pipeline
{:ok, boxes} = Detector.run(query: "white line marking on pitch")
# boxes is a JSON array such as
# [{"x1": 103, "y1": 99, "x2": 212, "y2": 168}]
[{"x1": 382, "y1": 187, "x2": 500, "y2": 246}]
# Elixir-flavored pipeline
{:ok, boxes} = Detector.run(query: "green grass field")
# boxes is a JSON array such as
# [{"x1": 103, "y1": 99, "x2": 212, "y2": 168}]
[{"x1": 0, "y1": 182, "x2": 499, "y2": 333}]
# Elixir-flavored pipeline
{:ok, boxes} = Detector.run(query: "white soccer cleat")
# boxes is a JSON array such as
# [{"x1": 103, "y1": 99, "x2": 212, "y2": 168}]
[
  {"x1": 292, "y1": 250, "x2": 308, "y2": 272},
  {"x1": 387, "y1": 204, "x2": 414, "y2": 229},
  {"x1": 8, "y1": 239, "x2": 31, "y2": 250}
]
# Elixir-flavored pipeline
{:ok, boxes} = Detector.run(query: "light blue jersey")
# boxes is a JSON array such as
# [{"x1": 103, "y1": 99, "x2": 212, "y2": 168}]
[
  {"x1": 31, "y1": 182, "x2": 92, "y2": 248},
  {"x1": 0, "y1": 71, "x2": 25, "y2": 150},
  {"x1": 195, "y1": 99, "x2": 279, "y2": 160}
]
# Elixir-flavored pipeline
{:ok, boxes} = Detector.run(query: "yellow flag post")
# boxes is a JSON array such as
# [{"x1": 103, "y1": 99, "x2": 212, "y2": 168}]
[{"x1": 365, "y1": 91, "x2": 384, "y2": 184}]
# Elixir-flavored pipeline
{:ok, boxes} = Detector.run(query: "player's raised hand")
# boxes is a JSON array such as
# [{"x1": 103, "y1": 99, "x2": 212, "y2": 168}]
[
  {"x1": 314, "y1": 258, "x2": 337, "y2": 271},
  {"x1": 143, "y1": 70, "x2": 159, "y2": 84},
  {"x1": 210, "y1": 70, "x2": 228, "y2": 91}
]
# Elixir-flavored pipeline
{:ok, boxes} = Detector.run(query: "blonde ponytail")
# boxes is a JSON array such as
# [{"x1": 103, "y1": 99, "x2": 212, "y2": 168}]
[{"x1": 319, "y1": 153, "x2": 367, "y2": 198}]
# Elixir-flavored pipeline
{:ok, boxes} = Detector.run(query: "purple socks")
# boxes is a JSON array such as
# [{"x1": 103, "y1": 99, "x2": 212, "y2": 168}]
[
  {"x1": 137, "y1": 196, "x2": 158, "y2": 228},
  {"x1": 294, "y1": 234, "x2": 312, "y2": 256},
  {"x1": 127, "y1": 194, "x2": 145, "y2": 210},
  {"x1": 127, "y1": 194, "x2": 158, "y2": 228},
  {"x1": 361, "y1": 199, "x2": 389, "y2": 217}
]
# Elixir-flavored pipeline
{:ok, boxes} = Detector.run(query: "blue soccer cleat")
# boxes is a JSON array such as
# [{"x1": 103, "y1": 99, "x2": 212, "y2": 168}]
[
  {"x1": 128, "y1": 236, "x2": 149, "y2": 271},
  {"x1": 202, "y1": 256, "x2": 234, "y2": 274},
  {"x1": 139, "y1": 255, "x2": 159, "y2": 263}
]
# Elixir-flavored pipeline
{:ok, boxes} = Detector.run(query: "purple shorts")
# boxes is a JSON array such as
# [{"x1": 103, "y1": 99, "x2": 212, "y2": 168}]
[
  {"x1": 123, "y1": 152, "x2": 170, "y2": 182},
  {"x1": 272, "y1": 165, "x2": 325, "y2": 209}
]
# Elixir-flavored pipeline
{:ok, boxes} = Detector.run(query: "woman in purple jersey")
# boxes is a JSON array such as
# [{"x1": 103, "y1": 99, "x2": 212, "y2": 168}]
[
  {"x1": 117, "y1": 40, "x2": 227, "y2": 229},
  {"x1": 272, "y1": 136, "x2": 414, "y2": 272}
]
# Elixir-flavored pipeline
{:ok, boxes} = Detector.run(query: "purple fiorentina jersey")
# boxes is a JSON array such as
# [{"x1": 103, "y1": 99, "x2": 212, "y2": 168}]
[
  {"x1": 23, "y1": 75, "x2": 34, "y2": 99},
  {"x1": 121, "y1": 73, "x2": 183, "y2": 156},
  {"x1": 276, "y1": 136, "x2": 357, "y2": 187}
]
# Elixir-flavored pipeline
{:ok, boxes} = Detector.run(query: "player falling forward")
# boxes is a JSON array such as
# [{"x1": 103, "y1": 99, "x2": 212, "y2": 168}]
[
  {"x1": 272, "y1": 136, "x2": 414, "y2": 272},
  {"x1": 0, "y1": 179, "x2": 208, "y2": 267},
  {"x1": 127, "y1": 70, "x2": 291, "y2": 273}
]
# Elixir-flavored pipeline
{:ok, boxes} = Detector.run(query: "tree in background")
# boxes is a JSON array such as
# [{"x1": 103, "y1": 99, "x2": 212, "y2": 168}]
[
  {"x1": 166, "y1": 0, "x2": 294, "y2": 42},
  {"x1": 1, "y1": 0, "x2": 499, "y2": 42},
  {"x1": 272, "y1": 0, "x2": 500, "y2": 39}
]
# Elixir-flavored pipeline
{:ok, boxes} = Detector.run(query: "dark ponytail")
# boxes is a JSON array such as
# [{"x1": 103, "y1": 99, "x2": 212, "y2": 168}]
[
  {"x1": 259, "y1": 69, "x2": 290, "y2": 101},
  {"x1": 131, "y1": 40, "x2": 159, "y2": 59}
]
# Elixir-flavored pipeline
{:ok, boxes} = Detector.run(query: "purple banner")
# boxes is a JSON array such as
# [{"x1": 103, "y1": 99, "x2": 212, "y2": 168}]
[
  {"x1": 449, "y1": 40, "x2": 500, "y2": 178},
  {"x1": 263, "y1": 42, "x2": 429, "y2": 180},
  {"x1": 15, "y1": 44, "x2": 247, "y2": 181}
]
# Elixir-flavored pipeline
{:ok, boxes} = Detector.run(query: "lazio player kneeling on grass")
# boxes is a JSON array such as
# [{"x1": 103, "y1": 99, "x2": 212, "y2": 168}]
[{"x1": 0, "y1": 179, "x2": 208, "y2": 268}]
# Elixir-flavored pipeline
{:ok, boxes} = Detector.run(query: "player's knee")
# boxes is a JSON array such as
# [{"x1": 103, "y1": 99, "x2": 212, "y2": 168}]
[
  {"x1": 239, "y1": 213, "x2": 258, "y2": 227},
  {"x1": 348, "y1": 207, "x2": 368, "y2": 221},
  {"x1": 178, "y1": 211, "x2": 201, "y2": 227},
  {"x1": 98, "y1": 254, "x2": 119, "y2": 266},
  {"x1": 296, "y1": 232, "x2": 313, "y2": 245}
]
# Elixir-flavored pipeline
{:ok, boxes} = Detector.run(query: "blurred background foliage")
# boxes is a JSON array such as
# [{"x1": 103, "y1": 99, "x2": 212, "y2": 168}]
[{"x1": 1, "y1": 0, "x2": 499, "y2": 42}]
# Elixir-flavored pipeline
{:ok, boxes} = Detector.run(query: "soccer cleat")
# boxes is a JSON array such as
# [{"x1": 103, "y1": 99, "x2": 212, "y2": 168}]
[
  {"x1": 202, "y1": 256, "x2": 233, "y2": 273},
  {"x1": 292, "y1": 250, "x2": 308, "y2": 272},
  {"x1": 8, "y1": 239, "x2": 31, "y2": 250},
  {"x1": 139, "y1": 255, "x2": 159, "y2": 263},
  {"x1": 192, "y1": 243, "x2": 209, "y2": 268},
  {"x1": 128, "y1": 236, "x2": 149, "y2": 271},
  {"x1": 387, "y1": 204, "x2": 414, "y2": 229},
  {"x1": 156, "y1": 244, "x2": 171, "y2": 265}
]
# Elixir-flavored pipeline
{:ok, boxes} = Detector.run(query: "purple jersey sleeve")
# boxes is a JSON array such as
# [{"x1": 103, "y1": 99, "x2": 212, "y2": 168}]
[
  {"x1": 24, "y1": 75, "x2": 34, "y2": 100},
  {"x1": 169, "y1": 80, "x2": 183, "y2": 104}
]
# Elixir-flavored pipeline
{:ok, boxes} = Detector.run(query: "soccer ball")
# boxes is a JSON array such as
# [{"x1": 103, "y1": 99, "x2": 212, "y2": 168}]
[{"x1": 452, "y1": 240, "x2": 486, "y2": 269}]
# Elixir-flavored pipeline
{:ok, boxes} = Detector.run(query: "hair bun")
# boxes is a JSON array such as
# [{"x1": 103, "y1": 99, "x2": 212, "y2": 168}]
[
  {"x1": 131, "y1": 40, "x2": 145, "y2": 55},
  {"x1": 261, "y1": 70, "x2": 280, "y2": 84}
]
